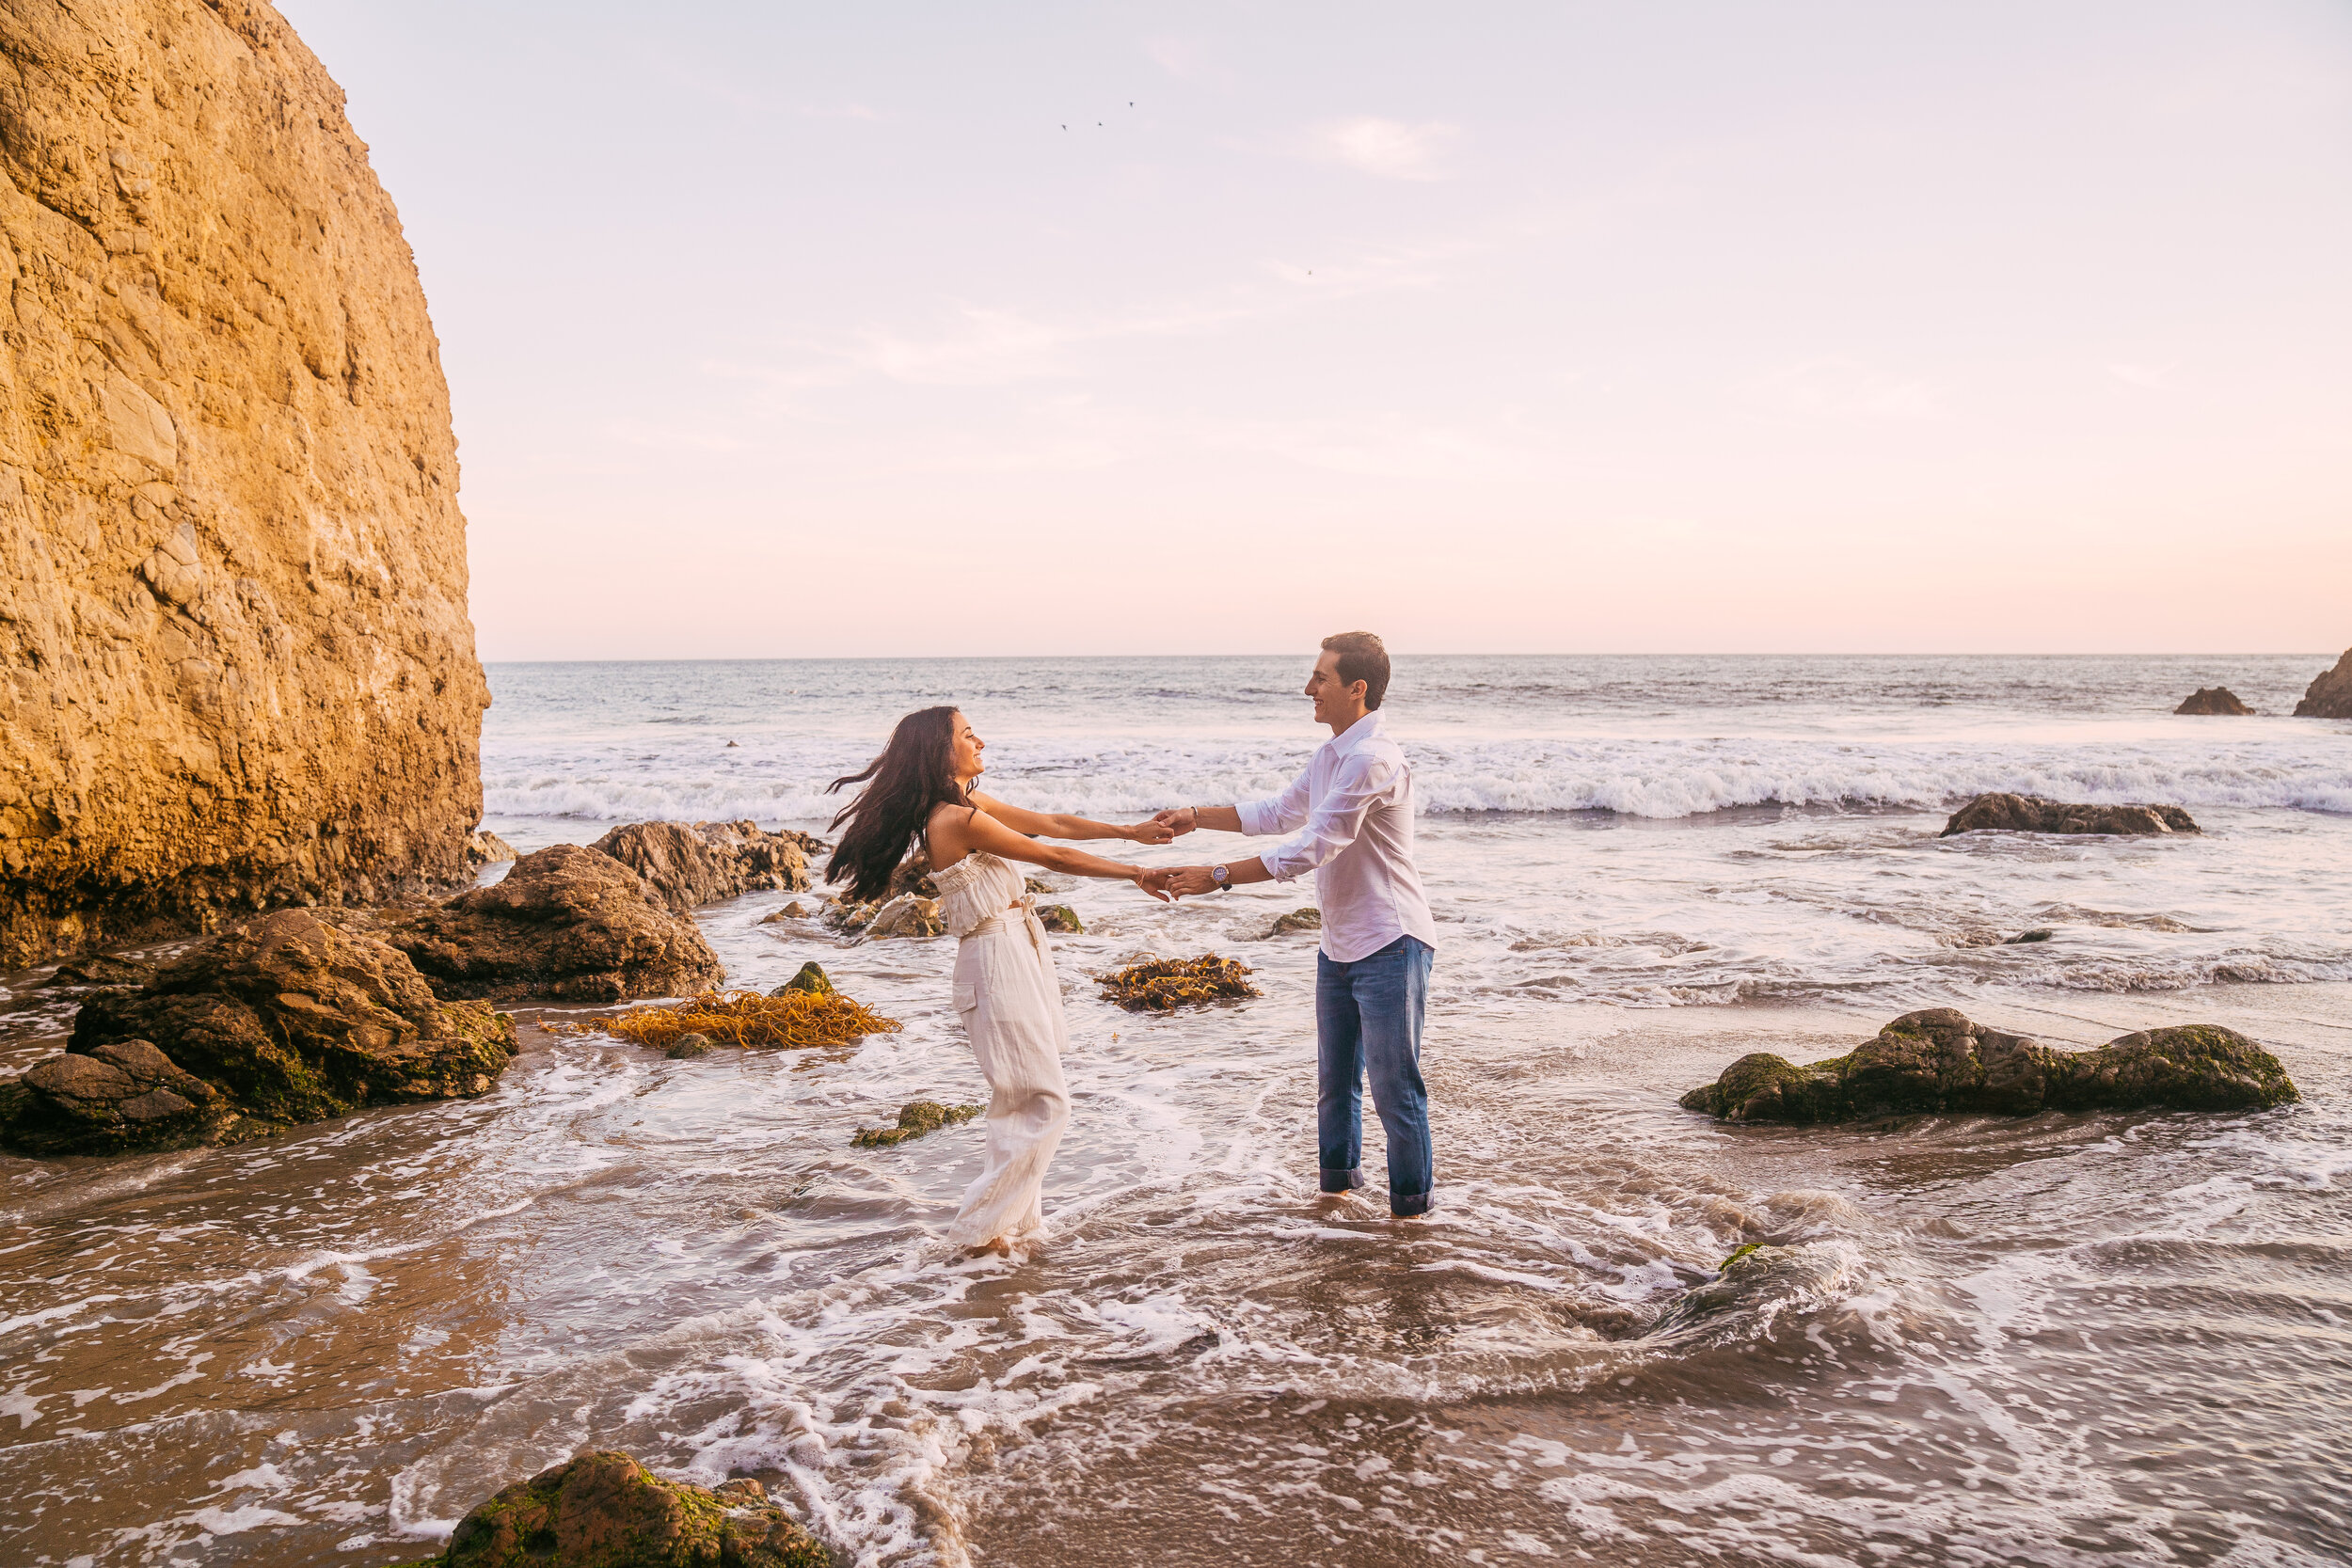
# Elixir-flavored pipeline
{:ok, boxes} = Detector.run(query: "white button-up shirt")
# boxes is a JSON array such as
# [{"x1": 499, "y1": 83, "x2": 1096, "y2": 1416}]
[{"x1": 1235, "y1": 710, "x2": 1438, "y2": 963}]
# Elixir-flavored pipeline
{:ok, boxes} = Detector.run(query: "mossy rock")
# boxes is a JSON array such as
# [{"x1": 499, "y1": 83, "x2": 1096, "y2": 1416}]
[
  {"x1": 770, "y1": 962, "x2": 834, "y2": 998},
  {"x1": 852, "y1": 1100, "x2": 981, "y2": 1148},
  {"x1": 665, "y1": 1033, "x2": 716, "y2": 1060},
  {"x1": 1037, "y1": 904, "x2": 1083, "y2": 934},
  {"x1": 1680, "y1": 1009, "x2": 2298, "y2": 1124},
  {"x1": 1268, "y1": 908, "x2": 1322, "y2": 937},
  {"x1": 424, "y1": 1449, "x2": 826, "y2": 1568}
]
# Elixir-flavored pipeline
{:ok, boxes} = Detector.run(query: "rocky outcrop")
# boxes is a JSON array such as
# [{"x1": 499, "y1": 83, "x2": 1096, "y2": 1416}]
[
  {"x1": 405, "y1": 1450, "x2": 826, "y2": 1568},
  {"x1": 0, "y1": 0, "x2": 489, "y2": 967},
  {"x1": 1679, "y1": 1008, "x2": 2297, "y2": 1124},
  {"x1": 2294, "y1": 648, "x2": 2352, "y2": 718},
  {"x1": 2174, "y1": 687, "x2": 2250, "y2": 716},
  {"x1": 386, "y1": 844, "x2": 725, "y2": 1003},
  {"x1": 39, "y1": 951, "x2": 154, "y2": 988},
  {"x1": 1268, "y1": 907, "x2": 1322, "y2": 937},
  {"x1": 2, "y1": 909, "x2": 511, "y2": 1154},
  {"x1": 3, "y1": 1037, "x2": 219, "y2": 1150},
  {"x1": 864, "y1": 893, "x2": 944, "y2": 939},
  {"x1": 589, "y1": 819, "x2": 811, "y2": 914},
  {"x1": 1941, "y1": 793, "x2": 2199, "y2": 837},
  {"x1": 463, "y1": 831, "x2": 517, "y2": 871}
]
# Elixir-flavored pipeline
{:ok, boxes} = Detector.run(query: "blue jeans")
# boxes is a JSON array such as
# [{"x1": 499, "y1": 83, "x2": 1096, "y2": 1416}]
[{"x1": 1315, "y1": 936, "x2": 1435, "y2": 1216}]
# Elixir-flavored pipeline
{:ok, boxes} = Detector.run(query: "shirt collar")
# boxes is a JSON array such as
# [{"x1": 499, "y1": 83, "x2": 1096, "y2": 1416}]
[{"x1": 1326, "y1": 709, "x2": 1385, "y2": 753}]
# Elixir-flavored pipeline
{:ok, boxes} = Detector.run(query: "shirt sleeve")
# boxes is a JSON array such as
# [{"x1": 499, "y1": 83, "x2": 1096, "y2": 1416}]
[
  {"x1": 1256, "y1": 752, "x2": 1397, "y2": 882},
  {"x1": 1235, "y1": 763, "x2": 1313, "y2": 839}
]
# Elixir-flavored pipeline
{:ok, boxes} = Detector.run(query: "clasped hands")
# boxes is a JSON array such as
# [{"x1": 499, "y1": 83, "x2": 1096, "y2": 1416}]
[{"x1": 1125, "y1": 806, "x2": 1222, "y2": 900}]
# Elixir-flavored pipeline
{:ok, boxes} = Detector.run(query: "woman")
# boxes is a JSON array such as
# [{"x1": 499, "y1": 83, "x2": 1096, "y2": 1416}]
[{"x1": 827, "y1": 705, "x2": 1172, "y2": 1251}]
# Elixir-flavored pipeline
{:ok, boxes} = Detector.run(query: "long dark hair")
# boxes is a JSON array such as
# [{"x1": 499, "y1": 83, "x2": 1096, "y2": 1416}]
[{"x1": 825, "y1": 705, "x2": 969, "y2": 902}]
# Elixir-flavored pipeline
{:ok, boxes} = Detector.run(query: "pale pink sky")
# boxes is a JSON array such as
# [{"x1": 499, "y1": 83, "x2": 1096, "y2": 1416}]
[{"x1": 283, "y1": 0, "x2": 2352, "y2": 659}]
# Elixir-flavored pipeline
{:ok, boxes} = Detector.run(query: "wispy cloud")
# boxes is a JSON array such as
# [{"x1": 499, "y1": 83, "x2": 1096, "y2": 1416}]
[{"x1": 1307, "y1": 118, "x2": 1462, "y2": 182}]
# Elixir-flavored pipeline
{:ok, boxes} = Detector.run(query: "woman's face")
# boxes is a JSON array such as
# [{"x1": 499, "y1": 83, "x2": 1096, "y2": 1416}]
[{"x1": 948, "y1": 712, "x2": 985, "y2": 782}]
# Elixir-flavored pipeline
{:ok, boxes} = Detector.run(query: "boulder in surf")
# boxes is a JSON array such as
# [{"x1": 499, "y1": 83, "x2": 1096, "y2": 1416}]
[
  {"x1": 1679, "y1": 1008, "x2": 2297, "y2": 1123},
  {"x1": 1940, "y1": 793, "x2": 2199, "y2": 837},
  {"x1": 419, "y1": 1449, "x2": 827, "y2": 1568},
  {"x1": 3, "y1": 911, "x2": 513, "y2": 1156},
  {"x1": 589, "y1": 819, "x2": 814, "y2": 913},
  {"x1": 385, "y1": 844, "x2": 726, "y2": 1003}
]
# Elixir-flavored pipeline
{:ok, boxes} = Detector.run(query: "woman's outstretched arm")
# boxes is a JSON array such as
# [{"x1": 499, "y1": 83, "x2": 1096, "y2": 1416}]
[
  {"x1": 967, "y1": 791, "x2": 1173, "y2": 846},
  {"x1": 937, "y1": 806, "x2": 1173, "y2": 897}
]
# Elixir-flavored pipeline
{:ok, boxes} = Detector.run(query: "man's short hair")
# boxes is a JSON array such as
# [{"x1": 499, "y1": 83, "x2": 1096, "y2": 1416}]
[{"x1": 1321, "y1": 630, "x2": 1391, "y2": 710}]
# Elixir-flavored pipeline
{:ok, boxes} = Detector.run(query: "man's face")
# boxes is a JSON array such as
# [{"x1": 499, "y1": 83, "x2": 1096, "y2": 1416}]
[{"x1": 1304, "y1": 650, "x2": 1366, "y2": 728}]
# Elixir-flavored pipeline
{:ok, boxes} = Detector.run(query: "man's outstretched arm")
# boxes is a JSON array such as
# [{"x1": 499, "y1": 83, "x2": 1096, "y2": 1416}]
[{"x1": 1153, "y1": 805, "x2": 1243, "y2": 834}]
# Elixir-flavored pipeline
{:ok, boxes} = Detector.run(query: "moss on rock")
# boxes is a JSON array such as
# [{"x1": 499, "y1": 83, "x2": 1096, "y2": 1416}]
[
  {"x1": 416, "y1": 1450, "x2": 827, "y2": 1568},
  {"x1": 1681, "y1": 1009, "x2": 2298, "y2": 1125}
]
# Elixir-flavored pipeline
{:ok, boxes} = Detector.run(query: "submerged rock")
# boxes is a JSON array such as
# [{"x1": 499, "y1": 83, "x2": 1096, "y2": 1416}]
[
  {"x1": 590, "y1": 820, "x2": 813, "y2": 914},
  {"x1": 1679, "y1": 1008, "x2": 2297, "y2": 1124},
  {"x1": 2294, "y1": 647, "x2": 2352, "y2": 719},
  {"x1": 771, "y1": 962, "x2": 834, "y2": 997},
  {"x1": 852, "y1": 1100, "x2": 981, "y2": 1148},
  {"x1": 4, "y1": 911, "x2": 514, "y2": 1156},
  {"x1": 1268, "y1": 907, "x2": 1323, "y2": 937},
  {"x1": 865, "y1": 894, "x2": 945, "y2": 940},
  {"x1": 1940, "y1": 793, "x2": 2200, "y2": 837},
  {"x1": 1037, "y1": 904, "x2": 1084, "y2": 934},
  {"x1": 39, "y1": 954, "x2": 158, "y2": 990},
  {"x1": 756, "y1": 902, "x2": 810, "y2": 925},
  {"x1": 387, "y1": 845, "x2": 726, "y2": 1003},
  {"x1": 2174, "y1": 687, "x2": 2251, "y2": 716},
  {"x1": 2007, "y1": 928, "x2": 2056, "y2": 943},
  {"x1": 416, "y1": 1449, "x2": 826, "y2": 1568}
]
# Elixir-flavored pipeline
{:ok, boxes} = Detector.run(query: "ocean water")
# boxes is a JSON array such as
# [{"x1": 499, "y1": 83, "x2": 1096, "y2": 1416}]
[{"x1": 3, "y1": 654, "x2": 2349, "y2": 1566}]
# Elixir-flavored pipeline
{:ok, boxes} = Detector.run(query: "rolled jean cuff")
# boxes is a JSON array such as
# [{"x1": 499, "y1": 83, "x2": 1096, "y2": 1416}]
[
  {"x1": 1389, "y1": 1189, "x2": 1432, "y2": 1217},
  {"x1": 1320, "y1": 1166, "x2": 1365, "y2": 1194}
]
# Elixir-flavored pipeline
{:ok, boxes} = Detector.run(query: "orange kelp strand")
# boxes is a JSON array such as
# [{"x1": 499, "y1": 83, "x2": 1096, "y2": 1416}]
[
  {"x1": 1097, "y1": 954, "x2": 1261, "y2": 1012},
  {"x1": 555, "y1": 989, "x2": 902, "y2": 1052}
]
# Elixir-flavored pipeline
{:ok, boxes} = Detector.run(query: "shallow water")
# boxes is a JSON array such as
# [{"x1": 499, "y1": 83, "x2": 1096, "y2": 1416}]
[{"x1": 3, "y1": 656, "x2": 2349, "y2": 1564}]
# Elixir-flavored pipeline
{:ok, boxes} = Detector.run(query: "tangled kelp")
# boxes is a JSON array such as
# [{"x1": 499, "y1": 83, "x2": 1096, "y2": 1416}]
[
  {"x1": 851, "y1": 1100, "x2": 981, "y2": 1148},
  {"x1": 558, "y1": 989, "x2": 901, "y2": 1053},
  {"x1": 1098, "y1": 955, "x2": 1261, "y2": 1012}
]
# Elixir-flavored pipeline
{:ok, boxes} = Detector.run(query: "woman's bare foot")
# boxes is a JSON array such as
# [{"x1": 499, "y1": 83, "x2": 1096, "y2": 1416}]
[{"x1": 962, "y1": 1237, "x2": 1013, "y2": 1259}]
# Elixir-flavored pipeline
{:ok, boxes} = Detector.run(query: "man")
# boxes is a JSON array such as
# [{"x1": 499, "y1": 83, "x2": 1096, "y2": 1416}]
[{"x1": 1154, "y1": 631, "x2": 1440, "y2": 1218}]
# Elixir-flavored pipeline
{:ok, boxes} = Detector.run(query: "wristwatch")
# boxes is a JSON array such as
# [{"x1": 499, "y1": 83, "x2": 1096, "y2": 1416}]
[{"x1": 1211, "y1": 863, "x2": 1232, "y2": 892}]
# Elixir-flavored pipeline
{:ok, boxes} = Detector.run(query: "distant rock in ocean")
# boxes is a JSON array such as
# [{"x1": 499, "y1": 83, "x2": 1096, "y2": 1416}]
[
  {"x1": 0, "y1": 0, "x2": 488, "y2": 968},
  {"x1": 1940, "y1": 793, "x2": 2199, "y2": 837},
  {"x1": 2174, "y1": 687, "x2": 2251, "y2": 716},
  {"x1": 2293, "y1": 648, "x2": 2352, "y2": 719}
]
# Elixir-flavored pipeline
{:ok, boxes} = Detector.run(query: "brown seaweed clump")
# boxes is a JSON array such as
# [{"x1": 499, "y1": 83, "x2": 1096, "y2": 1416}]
[
  {"x1": 852, "y1": 1100, "x2": 981, "y2": 1148},
  {"x1": 1098, "y1": 955, "x2": 1261, "y2": 1012},
  {"x1": 559, "y1": 989, "x2": 900, "y2": 1053}
]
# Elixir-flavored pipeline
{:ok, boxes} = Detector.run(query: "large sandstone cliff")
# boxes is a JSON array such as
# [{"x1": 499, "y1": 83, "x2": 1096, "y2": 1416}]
[{"x1": 0, "y1": 0, "x2": 486, "y2": 963}]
